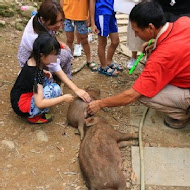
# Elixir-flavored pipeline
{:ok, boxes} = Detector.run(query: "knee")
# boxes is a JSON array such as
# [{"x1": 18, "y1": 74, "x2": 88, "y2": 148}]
[
  {"x1": 80, "y1": 35, "x2": 88, "y2": 46},
  {"x1": 99, "y1": 40, "x2": 107, "y2": 48},
  {"x1": 111, "y1": 38, "x2": 119, "y2": 47},
  {"x1": 53, "y1": 83, "x2": 61, "y2": 97},
  {"x1": 66, "y1": 36, "x2": 74, "y2": 45},
  {"x1": 44, "y1": 83, "x2": 61, "y2": 98}
]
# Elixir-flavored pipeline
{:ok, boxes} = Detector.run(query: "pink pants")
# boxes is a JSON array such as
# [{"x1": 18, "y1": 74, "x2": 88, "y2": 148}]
[{"x1": 139, "y1": 85, "x2": 190, "y2": 120}]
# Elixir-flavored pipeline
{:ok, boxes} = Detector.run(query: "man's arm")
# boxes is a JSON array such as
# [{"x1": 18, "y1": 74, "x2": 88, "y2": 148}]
[{"x1": 88, "y1": 88, "x2": 141, "y2": 114}]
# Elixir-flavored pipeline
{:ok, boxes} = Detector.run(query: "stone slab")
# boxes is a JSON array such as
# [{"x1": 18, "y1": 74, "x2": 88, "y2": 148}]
[
  {"x1": 132, "y1": 146, "x2": 190, "y2": 187},
  {"x1": 118, "y1": 26, "x2": 127, "y2": 33},
  {"x1": 117, "y1": 19, "x2": 128, "y2": 25},
  {"x1": 116, "y1": 14, "x2": 129, "y2": 19}
]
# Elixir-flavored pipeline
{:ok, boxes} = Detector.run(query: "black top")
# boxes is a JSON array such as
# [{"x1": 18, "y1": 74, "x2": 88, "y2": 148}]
[{"x1": 10, "y1": 63, "x2": 44, "y2": 117}]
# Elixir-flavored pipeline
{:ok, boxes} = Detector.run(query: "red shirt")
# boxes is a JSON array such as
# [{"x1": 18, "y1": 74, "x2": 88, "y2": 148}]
[{"x1": 133, "y1": 17, "x2": 190, "y2": 98}]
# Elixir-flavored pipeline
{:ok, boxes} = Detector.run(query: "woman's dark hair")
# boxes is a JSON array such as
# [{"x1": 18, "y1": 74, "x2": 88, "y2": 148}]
[
  {"x1": 33, "y1": 0, "x2": 64, "y2": 34},
  {"x1": 129, "y1": 1, "x2": 166, "y2": 29},
  {"x1": 32, "y1": 32, "x2": 61, "y2": 93}
]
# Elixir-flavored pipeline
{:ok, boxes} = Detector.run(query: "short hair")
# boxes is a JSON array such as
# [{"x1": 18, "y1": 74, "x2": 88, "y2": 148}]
[{"x1": 129, "y1": 1, "x2": 166, "y2": 29}]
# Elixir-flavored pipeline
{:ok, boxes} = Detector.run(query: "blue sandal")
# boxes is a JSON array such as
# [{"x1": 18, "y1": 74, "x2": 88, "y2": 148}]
[
  {"x1": 98, "y1": 66, "x2": 118, "y2": 77},
  {"x1": 87, "y1": 61, "x2": 98, "y2": 72},
  {"x1": 109, "y1": 62, "x2": 123, "y2": 71}
]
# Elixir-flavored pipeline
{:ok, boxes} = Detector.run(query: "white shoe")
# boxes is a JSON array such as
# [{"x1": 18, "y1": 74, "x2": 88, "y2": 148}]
[
  {"x1": 73, "y1": 44, "x2": 82, "y2": 57},
  {"x1": 127, "y1": 58, "x2": 136, "y2": 69}
]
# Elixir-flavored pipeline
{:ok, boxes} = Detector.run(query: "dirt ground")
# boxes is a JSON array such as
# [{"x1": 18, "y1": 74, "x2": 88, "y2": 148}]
[{"x1": 0, "y1": 16, "x2": 190, "y2": 190}]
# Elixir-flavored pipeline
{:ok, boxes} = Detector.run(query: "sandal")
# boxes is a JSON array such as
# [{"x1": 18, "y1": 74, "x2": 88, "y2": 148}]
[
  {"x1": 109, "y1": 62, "x2": 123, "y2": 71},
  {"x1": 87, "y1": 61, "x2": 98, "y2": 72},
  {"x1": 98, "y1": 66, "x2": 118, "y2": 77}
]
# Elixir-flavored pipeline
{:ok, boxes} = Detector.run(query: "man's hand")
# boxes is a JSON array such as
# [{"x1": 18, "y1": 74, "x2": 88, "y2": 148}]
[
  {"x1": 75, "y1": 88, "x2": 91, "y2": 102},
  {"x1": 142, "y1": 39, "x2": 155, "y2": 55},
  {"x1": 87, "y1": 100, "x2": 102, "y2": 115}
]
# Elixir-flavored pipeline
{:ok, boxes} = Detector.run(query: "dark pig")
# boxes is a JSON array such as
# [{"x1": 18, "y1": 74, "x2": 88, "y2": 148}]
[
  {"x1": 79, "y1": 117, "x2": 138, "y2": 190},
  {"x1": 67, "y1": 87, "x2": 100, "y2": 139}
]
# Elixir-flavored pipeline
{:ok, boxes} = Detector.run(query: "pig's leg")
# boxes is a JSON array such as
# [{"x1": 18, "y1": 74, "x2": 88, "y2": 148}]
[
  {"x1": 78, "y1": 120, "x2": 85, "y2": 140},
  {"x1": 118, "y1": 140, "x2": 138, "y2": 148},
  {"x1": 113, "y1": 131, "x2": 138, "y2": 142}
]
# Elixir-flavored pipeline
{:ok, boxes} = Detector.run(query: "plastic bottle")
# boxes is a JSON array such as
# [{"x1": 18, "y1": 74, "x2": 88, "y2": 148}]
[{"x1": 88, "y1": 27, "x2": 93, "y2": 42}]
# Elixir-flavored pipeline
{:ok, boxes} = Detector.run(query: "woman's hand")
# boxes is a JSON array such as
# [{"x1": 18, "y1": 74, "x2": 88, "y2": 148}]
[
  {"x1": 62, "y1": 94, "x2": 74, "y2": 103},
  {"x1": 87, "y1": 100, "x2": 102, "y2": 115},
  {"x1": 75, "y1": 88, "x2": 91, "y2": 102},
  {"x1": 43, "y1": 70, "x2": 52, "y2": 79}
]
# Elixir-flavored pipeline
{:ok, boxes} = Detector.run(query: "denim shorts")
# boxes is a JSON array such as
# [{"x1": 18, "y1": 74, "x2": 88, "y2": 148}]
[
  {"x1": 95, "y1": 14, "x2": 118, "y2": 37},
  {"x1": 29, "y1": 78, "x2": 61, "y2": 117},
  {"x1": 64, "y1": 19, "x2": 88, "y2": 34}
]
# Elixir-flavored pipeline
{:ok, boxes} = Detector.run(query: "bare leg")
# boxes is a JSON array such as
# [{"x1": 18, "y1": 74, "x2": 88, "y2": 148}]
[
  {"x1": 106, "y1": 32, "x2": 119, "y2": 66},
  {"x1": 98, "y1": 35, "x2": 118, "y2": 75},
  {"x1": 98, "y1": 35, "x2": 107, "y2": 68},
  {"x1": 66, "y1": 31, "x2": 74, "y2": 52},
  {"x1": 76, "y1": 31, "x2": 81, "y2": 44},
  {"x1": 79, "y1": 33, "x2": 91, "y2": 63}
]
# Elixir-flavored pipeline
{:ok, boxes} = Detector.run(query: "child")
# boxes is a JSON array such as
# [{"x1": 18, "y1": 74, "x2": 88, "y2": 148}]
[
  {"x1": 90, "y1": 0, "x2": 123, "y2": 77},
  {"x1": 60, "y1": 0, "x2": 97, "y2": 71},
  {"x1": 11, "y1": 33, "x2": 74, "y2": 124}
]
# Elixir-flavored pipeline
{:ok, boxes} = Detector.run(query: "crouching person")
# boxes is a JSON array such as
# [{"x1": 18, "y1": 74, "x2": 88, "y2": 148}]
[
  {"x1": 11, "y1": 33, "x2": 74, "y2": 124},
  {"x1": 88, "y1": 2, "x2": 190, "y2": 129}
]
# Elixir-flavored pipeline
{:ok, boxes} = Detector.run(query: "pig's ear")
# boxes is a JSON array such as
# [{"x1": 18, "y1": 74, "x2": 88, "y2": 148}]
[{"x1": 85, "y1": 116, "x2": 99, "y2": 126}]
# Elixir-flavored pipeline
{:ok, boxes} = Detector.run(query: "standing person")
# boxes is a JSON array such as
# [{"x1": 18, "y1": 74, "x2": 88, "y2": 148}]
[
  {"x1": 60, "y1": 0, "x2": 97, "y2": 72},
  {"x1": 152, "y1": 0, "x2": 190, "y2": 22},
  {"x1": 11, "y1": 33, "x2": 74, "y2": 124},
  {"x1": 88, "y1": 2, "x2": 190, "y2": 129},
  {"x1": 18, "y1": 0, "x2": 90, "y2": 102},
  {"x1": 90, "y1": 0, "x2": 123, "y2": 77},
  {"x1": 126, "y1": 1, "x2": 144, "y2": 69}
]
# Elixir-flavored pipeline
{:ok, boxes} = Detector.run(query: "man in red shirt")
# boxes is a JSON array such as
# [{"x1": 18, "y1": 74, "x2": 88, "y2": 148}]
[{"x1": 88, "y1": 1, "x2": 190, "y2": 129}]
